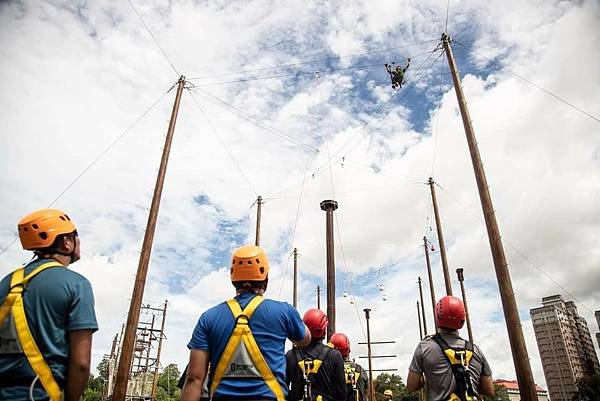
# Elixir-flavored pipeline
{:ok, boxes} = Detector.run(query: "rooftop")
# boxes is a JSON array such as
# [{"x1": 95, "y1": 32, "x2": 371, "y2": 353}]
[{"x1": 494, "y1": 379, "x2": 547, "y2": 393}]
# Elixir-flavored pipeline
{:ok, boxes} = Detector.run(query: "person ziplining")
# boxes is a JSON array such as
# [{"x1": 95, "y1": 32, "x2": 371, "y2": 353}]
[{"x1": 385, "y1": 58, "x2": 411, "y2": 89}]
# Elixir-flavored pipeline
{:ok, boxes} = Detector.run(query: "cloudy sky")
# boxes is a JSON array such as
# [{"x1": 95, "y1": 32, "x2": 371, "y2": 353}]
[{"x1": 1, "y1": 0, "x2": 599, "y2": 391}]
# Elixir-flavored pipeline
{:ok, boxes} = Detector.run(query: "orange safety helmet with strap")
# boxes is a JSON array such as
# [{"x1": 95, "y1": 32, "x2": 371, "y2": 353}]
[
  {"x1": 0, "y1": 209, "x2": 79, "y2": 401},
  {"x1": 230, "y1": 245, "x2": 269, "y2": 282},
  {"x1": 18, "y1": 209, "x2": 77, "y2": 251}
]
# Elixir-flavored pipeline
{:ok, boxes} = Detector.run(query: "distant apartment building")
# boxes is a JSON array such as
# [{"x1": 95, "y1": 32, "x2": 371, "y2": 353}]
[
  {"x1": 494, "y1": 379, "x2": 548, "y2": 401},
  {"x1": 594, "y1": 310, "x2": 600, "y2": 348},
  {"x1": 530, "y1": 295, "x2": 600, "y2": 401}
]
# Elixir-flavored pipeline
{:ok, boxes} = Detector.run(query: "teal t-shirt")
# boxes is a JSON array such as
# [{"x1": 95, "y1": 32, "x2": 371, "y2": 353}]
[{"x1": 0, "y1": 258, "x2": 98, "y2": 400}]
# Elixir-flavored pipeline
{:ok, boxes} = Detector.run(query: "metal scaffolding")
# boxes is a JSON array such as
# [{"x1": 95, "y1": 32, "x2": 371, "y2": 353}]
[{"x1": 104, "y1": 300, "x2": 168, "y2": 401}]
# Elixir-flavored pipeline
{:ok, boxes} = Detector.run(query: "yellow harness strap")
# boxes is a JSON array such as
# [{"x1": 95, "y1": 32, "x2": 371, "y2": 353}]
[
  {"x1": 210, "y1": 296, "x2": 285, "y2": 401},
  {"x1": 0, "y1": 261, "x2": 64, "y2": 401}
]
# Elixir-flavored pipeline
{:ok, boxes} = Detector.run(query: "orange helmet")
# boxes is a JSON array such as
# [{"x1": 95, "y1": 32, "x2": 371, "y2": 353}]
[
  {"x1": 230, "y1": 245, "x2": 269, "y2": 282},
  {"x1": 330, "y1": 332, "x2": 351, "y2": 357},
  {"x1": 18, "y1": 209, "x2": 77, "y2": 250}
]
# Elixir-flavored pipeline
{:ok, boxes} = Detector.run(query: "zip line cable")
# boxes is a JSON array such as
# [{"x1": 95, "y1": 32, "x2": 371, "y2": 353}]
[
  {"x1": 265, "y1": 47, "x2": 441, "y2": 201},
  {"x1": 127, "y1": 0, "x2": 180, "y2": 77},
  {"x1": 504, "y1": 240, "x2": 596, "y2": 318},
  {"x1": 436, "y1": 182, "x2": 597, "y2": 319},
  {"x1": 189, "y1": 89, "x2": 289, "y2": 238},
  {"x1": 190, "y1": 62, "x2": 383, "y2": 87},
  {"x1": 187, "y1": 39, "x2": 439, "y2": 80},
  {"x1": 0, "y1": 86, "x2": 172, "y2": 258},
  {"x1": 430, "y1": 54, "x2": 445, "y2": 177},
  {"x1": 455, "y1": 41, "x2": 600, "y2": 124},
  {"x1": 264, "y1": 182, "x2": 419, "y2": 200},
  {"x1": 189, "y1": 49, "x2": 435, "y2": 87},
  {"x1": 340, "y1": 49, "x2": 444, "y2": 159},
  {"x1": 187, "y1": 90, "x2": 259, "y2": 196},
  {"x1": 444, "y1": 0, "x2": 450, "y2": 33},
  {"x1": 277, "y1": 156, "x2": 311, "y2": 301},
  {"x1": 191, "y1": 88, "x2": 320, "y2": 153}
]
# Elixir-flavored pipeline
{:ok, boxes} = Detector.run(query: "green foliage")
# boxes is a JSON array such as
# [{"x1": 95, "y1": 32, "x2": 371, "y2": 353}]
[
  {"x1": 81, "y1": 373, "x2": 104, "y2": 401},
  {"x1": 576, "y1": 374, "x2": 600, "y2": 401},
  {"x1": 373, "y1": 373, "x2": 418, "y2": 401},
  {"x1": 482, "y1": 383, "x2": 510, "y2": 401},
  {"x1": 155, "y1": 363, "x2": 181, "y2": 401}
]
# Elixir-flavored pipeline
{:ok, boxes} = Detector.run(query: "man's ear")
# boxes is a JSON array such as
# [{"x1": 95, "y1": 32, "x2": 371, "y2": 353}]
[{"x1": 60, "y1": 234, "x2": 75, "y2": 253}]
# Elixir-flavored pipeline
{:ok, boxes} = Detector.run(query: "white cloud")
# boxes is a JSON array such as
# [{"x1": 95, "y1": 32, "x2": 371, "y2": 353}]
[{"x1": 1, "y1": 0, "x2": 599, "y2": 392}]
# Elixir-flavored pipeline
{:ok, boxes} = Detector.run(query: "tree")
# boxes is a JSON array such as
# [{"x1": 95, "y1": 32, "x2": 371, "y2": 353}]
[
  {"x1": 373, "y1": 373, "x2": 418, "y2": 401},
  {"x1": 81, "y1": 358, "x2": 108, "y2": 401},
  {"x1": 482, "y1": 383, "x2": 510, "y2": 401},
  {"x1": 575, "y1": 374, "x2": 600, "y2": 401},
  {"x1": 155, "y1": 363, "x2": 181, "y2": 401}
]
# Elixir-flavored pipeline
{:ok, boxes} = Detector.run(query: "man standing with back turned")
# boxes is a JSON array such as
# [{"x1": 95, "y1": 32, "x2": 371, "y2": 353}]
[
  {"x1": 181, "y1": 244, "x2": 311, "y2": 401},
  {"x1": 0, "y1": 209, "x2": 98, "y2": 401},
  {"x1": 406, "y1": 295, "x2": 494, "y2": 401}
]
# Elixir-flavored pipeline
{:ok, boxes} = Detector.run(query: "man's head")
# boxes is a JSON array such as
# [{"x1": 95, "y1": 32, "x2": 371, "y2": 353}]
[
  {"x1": 330, "y1": 332, "x2": 351, "y2": 358},
  {"x1": 435, "y1": 295, "x2": 465, "y2": 330},
  {"x1": 383, "y1": 389, "x2": 393, "y2": 399},
  {"x1": 303, "y1": 308, "x2": 328, "y2": 341},
  {"x1": 18, "y1": 209, "x2": 80, "y2": 264},
  {"x1": 230, "y1": 245, "x2": 269, "y2": 294}
]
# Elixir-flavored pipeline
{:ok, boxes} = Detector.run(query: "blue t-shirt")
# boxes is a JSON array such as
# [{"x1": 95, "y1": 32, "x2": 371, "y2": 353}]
[
  {"x1": 188, "y1": 292, "x2": 305, "y2": 399},
  {"x1": 0, "y1": 258, "x2": 98, "y2": 401}
]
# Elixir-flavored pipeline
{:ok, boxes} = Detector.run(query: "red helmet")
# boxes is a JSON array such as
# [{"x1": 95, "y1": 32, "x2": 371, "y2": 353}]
[
  {"x1": 435, "y1": 296, "x2": 465, "y2": 330},
  {"x1": 303, "y1": 309, "x2": 328, "y2": 339},
  {"x1": 330, "y1": 332, "x2": 351, "y2": 357}
]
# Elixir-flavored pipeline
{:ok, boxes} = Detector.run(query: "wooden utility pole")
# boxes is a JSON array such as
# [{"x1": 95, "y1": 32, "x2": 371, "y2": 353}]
[
  {"x1": 363, "y1": 308, "x2": 375, "y2": 401},
  {"x1": 417, "y1": 277, "x2": 428, "y2": 335},
  {"x1": 429, "y1": 177, "x2": 452, "y2": 295},
  {"x1": 456, "y1": 268, "x2": 473, "y2": 342},
  {"x1": 320, "y1": 199, "x2": 338, "y2": 340},
  {"x1": 255, "y1": 195, "x2": 263, "y2": 246},
  {"x1": 442, "y1": 32, "x2": 537, "y2": 401},
  {"x1": 423, "y1": 236, "x2": 437, "y2": 329},
  {"x1": 317, "y1": 285, "x2": 321, "y2": 309},
  {"x1": 293, "y1": 248, "x2": 298, "y2": 308},
  {"x1": 112, "y1": 76, "x2": 185, "y2": 401},
  {"x1": 417, "y1": 301, "x2": 423, "y2": 340}
]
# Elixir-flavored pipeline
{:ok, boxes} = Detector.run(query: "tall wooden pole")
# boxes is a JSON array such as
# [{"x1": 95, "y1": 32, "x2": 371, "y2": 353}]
[
  {"x1": 363, "y1": 308, "x2": 375, "y2": 401},
  {"x1": 417, "y1": 301, "x2": 423, "y2": 340},
  {"x1": 417, "y1": 277, "x2": 428, "y2": 335},
  {"x1": 456, "y1": 268, "x2": 473, "y2": 342},
  {"x1": 293, "y1": 248, "x2": 298, "y2": 308},
  {"x1": 423, "y1": 236, "x2": 437, "y2": 330},
  {"x1": 112, "y1": 76, "x2": 186, "y2": 401},
  {"x1": 255, "y1": 195, "x2": 263, "y2": 246},
  {"x1": 320, "y1": 199, "x2": 338, "y2": 340},
  {"x1": 429, "y1": 177, "x2": 452, "y2": 295},
  {"x1": 317, "y1": 285, "x2": 321, "y2": 309},
  {"x1": 442, "y1": 32, "x2": 537, "y2": 401}
]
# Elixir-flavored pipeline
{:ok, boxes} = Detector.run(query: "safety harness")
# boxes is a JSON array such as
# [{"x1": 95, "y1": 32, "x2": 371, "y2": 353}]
[
  {"x1": 343, "y1": 361, "x2": 362, "y2": 401},
  {"x1": 0, "y1": 261, "x2": 64, "y2": 401},
  {"x1": 431, "y1": 334, "x2": 479, "y2": 401},
  {"x1": 293, "y1": 344, "x2": 332, "y2": 401},
  {"x1": 209, "y1": 295, "x2": 285, "y2": 401}
]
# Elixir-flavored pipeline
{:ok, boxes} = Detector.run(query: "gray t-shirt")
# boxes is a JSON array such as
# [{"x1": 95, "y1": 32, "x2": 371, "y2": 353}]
[{"x1": 409, "y1": 332, "x2": 492, "y2": 401}]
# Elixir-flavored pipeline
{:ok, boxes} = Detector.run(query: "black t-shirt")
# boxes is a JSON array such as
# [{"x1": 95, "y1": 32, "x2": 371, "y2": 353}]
[{"x1": 286, "y1": 342, "x2": 347, "y2": 401}]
